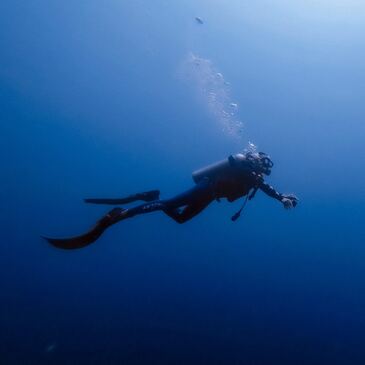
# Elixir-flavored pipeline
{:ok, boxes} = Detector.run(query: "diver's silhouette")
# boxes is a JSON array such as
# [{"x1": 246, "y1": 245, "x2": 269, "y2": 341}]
[{"x1": 43, "y1": 152, "x2": 298, "y2": 249}]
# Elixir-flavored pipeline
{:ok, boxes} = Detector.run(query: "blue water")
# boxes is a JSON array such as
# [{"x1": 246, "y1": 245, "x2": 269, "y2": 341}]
[{"x1": 1, "y1": 1, "x2": 365, "y2": 364}]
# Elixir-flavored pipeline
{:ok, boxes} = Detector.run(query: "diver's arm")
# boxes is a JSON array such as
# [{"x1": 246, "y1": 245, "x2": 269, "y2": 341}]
[
  {"x1": 259, "y1": 181, "x2": 283, "y2": 201},
  {"x1": 259, "y1": 181, "x2": 298, "y2": 209}
]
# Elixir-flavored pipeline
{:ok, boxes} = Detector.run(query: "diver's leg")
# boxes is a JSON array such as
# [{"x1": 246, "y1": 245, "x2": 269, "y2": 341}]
[
  {"x1": 84, "y1": 190, "x2": 160, "y2": 205},
  {"x1": 163, "y1": 197, "x2": 213, "y2": 223},
  {"x1": 161, "y1": 180, "x2": 215, "y2": 223},
  {"x1": 44, "y1": 182, "x2": 214, "y2": 249},
  {"x1": 113, "y1": 180, "x2": 214, "y2": 221}
]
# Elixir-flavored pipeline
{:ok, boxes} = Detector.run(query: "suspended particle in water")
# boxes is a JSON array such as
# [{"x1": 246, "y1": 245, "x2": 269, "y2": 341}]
[{"x1": 45, "y1": 342, "x2": 57, "y2": 353}]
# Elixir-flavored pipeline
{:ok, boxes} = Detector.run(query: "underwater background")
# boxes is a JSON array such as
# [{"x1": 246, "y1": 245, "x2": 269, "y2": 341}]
[{"x1": 1, "y1": 1, "x2": 365, "y2": 364}]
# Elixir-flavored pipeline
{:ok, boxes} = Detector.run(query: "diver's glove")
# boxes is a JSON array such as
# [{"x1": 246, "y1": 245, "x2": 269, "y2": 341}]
[{"x1": 281, "y1": 194, "x2": 298, "y2": 209}]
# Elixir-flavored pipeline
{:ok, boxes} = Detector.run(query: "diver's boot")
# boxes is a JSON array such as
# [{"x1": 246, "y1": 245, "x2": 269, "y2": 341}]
[
  {"x1": 42, "y1": 207, "x2": 129, "y2": 250},
  {"x1": 84, "y1": 190, "x2": 160, "y2": 205}
]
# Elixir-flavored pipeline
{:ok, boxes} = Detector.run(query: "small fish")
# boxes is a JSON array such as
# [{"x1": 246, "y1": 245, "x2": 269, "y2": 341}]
[
  {"x1": 45, "y1": 342, "x2": 57, "y2": 353},
  {"x1": 195, "y1": 17, "x2": 204, "y2": 25}
]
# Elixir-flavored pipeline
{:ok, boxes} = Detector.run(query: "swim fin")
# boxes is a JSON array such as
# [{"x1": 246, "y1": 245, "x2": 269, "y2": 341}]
[
  {"x1": 42, "y1": 207, "x2": 127, "y2": 250},
  {"x1": 84, "y1": 190, "x2": 160, "y2": 205}
]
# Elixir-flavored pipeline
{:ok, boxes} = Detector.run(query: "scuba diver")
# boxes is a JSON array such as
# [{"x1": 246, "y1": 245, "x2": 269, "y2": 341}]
[{"x1": 43, "y1": 151, "x2": 298, "y2": 250}]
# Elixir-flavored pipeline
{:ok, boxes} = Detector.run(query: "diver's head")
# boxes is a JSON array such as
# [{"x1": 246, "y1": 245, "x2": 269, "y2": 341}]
[{"x1": 245, "y1": 151, "x2": 274, "y2": 175}]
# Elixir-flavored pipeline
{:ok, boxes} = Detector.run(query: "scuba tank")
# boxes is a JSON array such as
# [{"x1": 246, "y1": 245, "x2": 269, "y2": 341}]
[
  {"x1": 192, "y1": 153, "x2": 252, "y2": 184},
  {"x1": 192, "y1": 153, "x2": 261, "y2": 222}
]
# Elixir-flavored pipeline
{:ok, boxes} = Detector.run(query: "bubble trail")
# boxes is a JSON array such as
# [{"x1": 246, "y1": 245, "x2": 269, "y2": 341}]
[{"x1": 181, "y1": 53, "x2": 245, "y2": 141}]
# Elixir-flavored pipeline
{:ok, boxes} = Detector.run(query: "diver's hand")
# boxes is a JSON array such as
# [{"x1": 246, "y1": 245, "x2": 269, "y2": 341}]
[
  {"x1": 281, "y1": 194, "x2": 298, "y2": 209},
  {"x1": 282, "y1": 198, "x2": 294, "y2": 209}
]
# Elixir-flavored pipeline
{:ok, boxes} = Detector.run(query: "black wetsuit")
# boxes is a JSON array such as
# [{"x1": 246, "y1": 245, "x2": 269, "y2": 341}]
[
  {"x1": 124, "y1": 174, "x2": 283, "y2": 224},
  {"x1": 44, "y1": 168, "x2": 288, "y2": 250}
]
